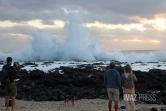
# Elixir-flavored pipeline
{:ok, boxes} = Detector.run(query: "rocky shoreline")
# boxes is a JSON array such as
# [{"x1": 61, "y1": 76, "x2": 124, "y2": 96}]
[{"x1": 0, "y1": 62, "x2": 166, "y2": 105}]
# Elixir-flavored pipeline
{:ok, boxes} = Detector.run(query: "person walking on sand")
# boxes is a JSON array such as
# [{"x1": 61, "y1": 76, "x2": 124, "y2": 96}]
[
  {"x1": 121, "y1": 64, "x2": 137, "y2": 111},
  {"x1": 104, "y1": 62, "x2": 121, "y2": 111},
  {"x1": 2, "y1": 57, "x2": 18, "y2": 111}
]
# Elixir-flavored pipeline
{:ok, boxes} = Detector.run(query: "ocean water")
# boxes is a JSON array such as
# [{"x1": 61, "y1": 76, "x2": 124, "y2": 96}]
[
  {"x1": 121, "y1": 50, "x2": 157, "y2": 54},
  {"x1": 1, "y1": 50, "x2": 166, "y2": 62}
]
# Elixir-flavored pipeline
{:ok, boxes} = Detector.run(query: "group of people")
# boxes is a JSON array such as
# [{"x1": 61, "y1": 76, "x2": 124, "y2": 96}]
[{"x1": 104, "y1": 62, "x2": 137, "y2": 111}]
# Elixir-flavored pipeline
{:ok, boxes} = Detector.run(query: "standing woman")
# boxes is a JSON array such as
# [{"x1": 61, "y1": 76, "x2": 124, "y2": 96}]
[{"x1": 121, "y1": 64, "x2": 137, "y2": 111}]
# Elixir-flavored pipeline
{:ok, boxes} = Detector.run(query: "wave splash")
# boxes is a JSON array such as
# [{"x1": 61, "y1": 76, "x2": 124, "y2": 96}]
[{"x1": 0, "y1": 9, "x2": 166, "y2": 62}]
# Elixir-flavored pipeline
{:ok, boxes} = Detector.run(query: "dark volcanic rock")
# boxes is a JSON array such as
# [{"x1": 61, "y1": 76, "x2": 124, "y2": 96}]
[
  {"x1": 135, "y1": 61, "x2": 143, "y2": 63},
  {"x1": 0, "y1": 63, "x2": 166, "y2": 105},
  {"x1": 134, "y1": 69, "x2": 166, "y2": 104},
  {"x1": 92, "y1": 62, "x2": 105, "y2": 65},
  {"x1": 42, "y1": 61, "x2": 54, "y2": 66},
  {"x1": 22, "y1": 62, "x2": 38, "y2": 67},
  {"x1": 147, "y1": 62, "x2": 159, "y2": 63},
  {"x1": 23, "y1": 62, "x2": 37, "y2": 66},
  {"x1": 151, "y1": 107, "x2": 158, "y2": 111},
  {"x1": 44, "y1": 61, "x2": 54, "y2": 64},
  {"x1": 161, "y1": 107, "x2": 166, "y2": 111}
]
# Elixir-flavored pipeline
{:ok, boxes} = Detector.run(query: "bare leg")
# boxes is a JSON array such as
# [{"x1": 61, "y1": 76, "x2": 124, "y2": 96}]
[
  {"x1": 108, "y1": 100, "x2": 112, "y2": 111},
  {"x1": 11, "y1": 96, "x2": 15, "y2": 111},
  {"x1": 66, "y1": 99, "x2": 69, "y2": 106},
  {"x1": 64, "y1": 100, "x2": 67, "y2": 106},
  {"x1": 64, "y1": 99, "x2": 69, "y2": 106},
  {"x1": 71, "y1": 99, "x2": 75, "y2": 107},
  {"x1": 6, "y1": 96, "x2": 10, "y2": 111},
  {"x1": 114, "y1": 101, "x2": 118, "y2": 111},
  {"x1": 130, "y1": 100, "x2": 135, "y2": 111},
  {"x1": 124, "y1": 100, "x2": 129, "y2": 111}
]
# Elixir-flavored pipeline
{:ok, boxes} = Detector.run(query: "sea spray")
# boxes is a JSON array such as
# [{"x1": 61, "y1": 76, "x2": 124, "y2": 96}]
[
  {"x1": 0, "y1": 9, "x2": 166, "y2": 62},
  {"x1": 31, "y1": 30, "x2": 55, "y2": 61},
  {"x1": 57, "y1": 10, "x2": 96, "y2": 61}
]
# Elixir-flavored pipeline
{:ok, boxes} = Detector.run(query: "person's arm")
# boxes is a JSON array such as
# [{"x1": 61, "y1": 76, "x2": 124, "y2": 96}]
[
  {"x1": 133, "y1": 74, "x2": 137, "y2": 81},
  {"x1": 121, "y1": 74, "x2": 124, "y2": 85},
  {"x1": 104, "y1": 72, "x2": 107, "y2": 85},
  {"x1": 116, "y1": 72, "x2": 121, "y2": 88},
  {"x1": 11, "y1": 67, "x2": 18, "y2": 78},
  {"x1": 2, "y1": 65, "x2": 5, "y2": 70}
]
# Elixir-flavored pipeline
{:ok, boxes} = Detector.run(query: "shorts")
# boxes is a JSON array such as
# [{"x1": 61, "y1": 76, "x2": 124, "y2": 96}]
[
  {"x1": 123, "y1": 87, "x2": 135, "y2": 101},
  {"x1": 5, "y1": 82, "x2": 17, "y2": 96},
  {"x1": 122, "y1": 87, "x2": 135, "y2": 94},
  {"x1": 107, "y1": 88, "x2": 119, "y2": 101}
]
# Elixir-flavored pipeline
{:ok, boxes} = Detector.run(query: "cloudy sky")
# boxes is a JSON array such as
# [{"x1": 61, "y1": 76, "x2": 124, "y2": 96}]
[{"x1": 0, "y1": 0, "x2": 166, "y2": 52}]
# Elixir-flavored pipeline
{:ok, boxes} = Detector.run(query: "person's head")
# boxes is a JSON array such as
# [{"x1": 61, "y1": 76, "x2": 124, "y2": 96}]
[
  {"x1": 151, "y1": 107, "x2": 158, "y2": 111},
  {"x1": 110, "y1": 62, "x2": 115, "y2": 69},
  {"x1": 13, "y1": 62, "x2": 19, "y2": 67},
  {"x1": 124, "y1": 64, "x2": 132, "y2": 74},
  {"x1": 6, "y1": 57, "x2": 12, "y2": 65}
]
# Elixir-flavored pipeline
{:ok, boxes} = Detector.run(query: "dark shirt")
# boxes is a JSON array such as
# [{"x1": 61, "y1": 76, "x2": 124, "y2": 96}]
[
  {"x1": 14, "y1": 66, "x2": 20, "y2": 75},
  {"x1": 104, "y1": 69, "x2": 121, "y2": 89},
  {"x1": 2, "y1": 64, "x2": 18, "y2": 82}
]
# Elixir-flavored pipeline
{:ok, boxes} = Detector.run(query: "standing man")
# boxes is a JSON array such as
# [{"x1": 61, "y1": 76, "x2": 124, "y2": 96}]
[
  {"x1": 104, "y1": 62, "x2": 121, "y2": 111},
  {"x1": 2, "y1": 57, "x2": 18, "y2": 111}
]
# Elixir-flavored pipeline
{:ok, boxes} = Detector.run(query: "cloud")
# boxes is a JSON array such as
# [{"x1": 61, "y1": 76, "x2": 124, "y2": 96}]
[
  {"x1": 0, "y1": 25, "x2": 37, "y2": 35},
  {"x1": 80, "y1": 0, "x2": 166, "y2": 18},
  {"x1": 1, "y1": 0, "x2": 166, "y2": 51},
  {"x1": 0, "y1": 22, "x2": 166, "y2": 51},
  {"x1": 86, "y1": 11, "x2": 139, "y2": 24},
  {"x1": 89, "y1": 26, "x2": 166, "y2": 50},
  {"x1": 143, "y1": 23, "x2": 154, "y2": 29},
  {"x1": 1, "y1": 0, "x2": 166, "y2": 24},
  {"x1": 41, "y1": 20, "x2": 55, "y2": 25},
  {"x1": 0, "y1": 34, "x2": 31, "y2": 52}
]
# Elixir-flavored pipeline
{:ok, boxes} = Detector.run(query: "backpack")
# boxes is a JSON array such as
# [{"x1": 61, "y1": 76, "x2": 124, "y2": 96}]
[{"x1": 0, "y1": 65, "x2": 10, "y2": 85}]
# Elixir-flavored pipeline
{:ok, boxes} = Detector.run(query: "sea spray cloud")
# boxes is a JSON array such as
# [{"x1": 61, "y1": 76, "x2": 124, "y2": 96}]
[
  {"x1": 1, "y1": 9, "x2": 166, "y2": 62},
  {"x1": 58, "y1": 11, "x2": 95, "y2": 61},
  {"x1": 30, "y1": 10, "x2": 98, "y2": 61},
  {"x1": 31, "y1": 30, "x2": 56, "y2": 61}
]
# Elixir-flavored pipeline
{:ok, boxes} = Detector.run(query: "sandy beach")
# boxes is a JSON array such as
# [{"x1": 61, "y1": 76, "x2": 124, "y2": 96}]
[{"x1": 0, "y1": 98, "x2": 165, "y2": 111}]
